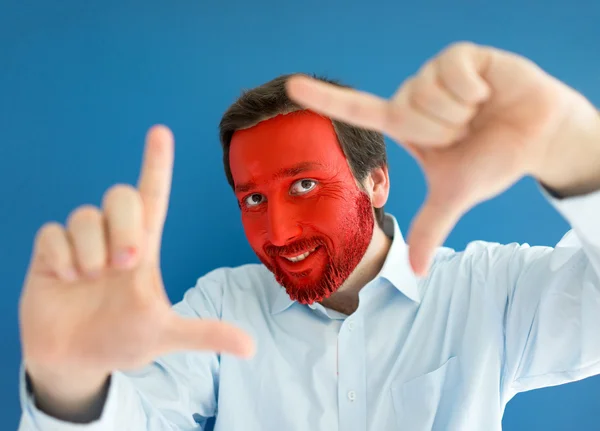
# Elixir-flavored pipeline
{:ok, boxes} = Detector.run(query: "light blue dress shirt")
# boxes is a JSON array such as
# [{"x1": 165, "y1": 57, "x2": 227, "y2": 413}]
[{"x1": 19, "y1": 187, "x2": 600, "y2": 430}]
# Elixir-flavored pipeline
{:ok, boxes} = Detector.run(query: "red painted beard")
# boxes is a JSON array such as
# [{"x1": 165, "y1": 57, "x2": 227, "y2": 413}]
[{"x1": 258, "y1": 191, "x2": 374, "y2": 304}]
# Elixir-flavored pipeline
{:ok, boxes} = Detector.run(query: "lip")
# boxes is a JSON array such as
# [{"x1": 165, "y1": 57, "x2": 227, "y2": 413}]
[{"x1": 276, "y1": 245, "x2": 323, "y2": 273}]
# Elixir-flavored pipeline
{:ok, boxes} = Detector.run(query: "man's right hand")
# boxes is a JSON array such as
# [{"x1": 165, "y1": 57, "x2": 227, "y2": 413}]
[{"x1": 18, "y1": 125, "x2": 255, "y2": 421}]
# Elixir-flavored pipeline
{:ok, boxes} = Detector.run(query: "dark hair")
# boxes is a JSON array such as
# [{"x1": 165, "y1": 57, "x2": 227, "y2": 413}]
[{"x1": 219, "y1": 74, "x2": 388, "y2": 228}]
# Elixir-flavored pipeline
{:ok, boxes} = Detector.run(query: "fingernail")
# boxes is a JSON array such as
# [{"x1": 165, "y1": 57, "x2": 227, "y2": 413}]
[{"x1": 112, "y1": 247, "x2": 136, "y2": 267}]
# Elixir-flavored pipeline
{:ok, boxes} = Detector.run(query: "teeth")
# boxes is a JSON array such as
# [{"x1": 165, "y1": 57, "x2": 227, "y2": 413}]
[{"x1": 285, "y1": 247, "x2": 317, "y2": 262}]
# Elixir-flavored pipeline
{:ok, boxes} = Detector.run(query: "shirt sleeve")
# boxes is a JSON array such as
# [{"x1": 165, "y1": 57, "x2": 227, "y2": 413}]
[
  {"x1": 493, "y1": 186, "x2": 600, "y2": 400},
  {"x1": 18, "y1": 270, "x2": 228, "y2": 431}
]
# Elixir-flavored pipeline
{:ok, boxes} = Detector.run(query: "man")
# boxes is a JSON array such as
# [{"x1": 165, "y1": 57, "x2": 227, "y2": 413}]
[{"x1": 18, "y1": 42, "x2": 600, "y2": 430}]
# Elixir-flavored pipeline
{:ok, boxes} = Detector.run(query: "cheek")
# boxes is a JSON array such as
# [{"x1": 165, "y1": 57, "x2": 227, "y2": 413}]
[{"x1": 241, "y1": 213, "x2": 269, "y2": 250}]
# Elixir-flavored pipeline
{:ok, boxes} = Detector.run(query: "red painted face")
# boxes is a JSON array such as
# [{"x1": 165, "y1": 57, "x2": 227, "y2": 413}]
[{"x1": 229, "y1": 110, "x2": 374, "y2": 304}]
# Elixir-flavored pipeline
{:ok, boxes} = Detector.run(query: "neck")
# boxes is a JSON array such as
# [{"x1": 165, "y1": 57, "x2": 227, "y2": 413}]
[{"x1": 319, "y1": 223, "x2": 392, "y2": 315}]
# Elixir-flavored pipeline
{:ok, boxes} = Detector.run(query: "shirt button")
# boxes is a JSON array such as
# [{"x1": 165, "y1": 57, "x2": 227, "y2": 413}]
[
  {"x1": 347, "y1": 321, "x2": 355, "y2": 331},
  {"x1": 347, "y1": 390, "x2": 356, "y2": 401}
]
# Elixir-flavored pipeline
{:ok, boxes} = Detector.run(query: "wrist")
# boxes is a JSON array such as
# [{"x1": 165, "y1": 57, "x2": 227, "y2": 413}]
[
  {"x1": 536, "y1": 98, "x2": 600, "y2": 198},
  {"x1": 26, "y1": 363, "x2": 111, "y2": 423}
]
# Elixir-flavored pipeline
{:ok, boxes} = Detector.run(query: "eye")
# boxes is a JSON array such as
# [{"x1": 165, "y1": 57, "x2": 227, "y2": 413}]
[
  {"x1": 244, "y1": 193, "x2": 265, "y2": 207},
  {"x1": 290, "y1": 179, "x2": 317, "y2": 195}
]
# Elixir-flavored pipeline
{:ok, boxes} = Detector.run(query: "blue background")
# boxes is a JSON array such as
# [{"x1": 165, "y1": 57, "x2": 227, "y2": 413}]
[{"x1": 2, "y1": 1, "x2": 599, "y2": 429}]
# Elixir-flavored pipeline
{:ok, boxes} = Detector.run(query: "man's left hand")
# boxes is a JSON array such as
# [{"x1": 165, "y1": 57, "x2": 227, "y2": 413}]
[{"x1": 286, "y1": 42, "x2": 600, "y2": 276}]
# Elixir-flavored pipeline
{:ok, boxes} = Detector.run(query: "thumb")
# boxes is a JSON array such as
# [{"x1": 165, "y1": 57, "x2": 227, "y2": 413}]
[
  {"x1": 160, "y1": 314, "x2": 256, "y2": 358},
  {"x1": 407, "y1": 189, "x2": 467, "y2": 277}
]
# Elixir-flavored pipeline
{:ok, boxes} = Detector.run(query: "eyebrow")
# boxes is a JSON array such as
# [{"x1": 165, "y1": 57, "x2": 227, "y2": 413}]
[{"x1": 234, "y1": 161, "x2": 325, "y2": 193}]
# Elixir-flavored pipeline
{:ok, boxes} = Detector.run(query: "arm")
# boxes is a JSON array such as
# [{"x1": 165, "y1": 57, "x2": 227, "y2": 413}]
[
  {"x1": 481, "y1": 186, "x2": 600, "y2": 400},
  {"x1": 18, "y1": 274, "x2": 224, "y2": 431},
  {"x1": 17, "y1": 126, "x2": 252, "y2": 431},
  {"x1": 285, "y1": 43, "x2": 600, "y2": 276}
]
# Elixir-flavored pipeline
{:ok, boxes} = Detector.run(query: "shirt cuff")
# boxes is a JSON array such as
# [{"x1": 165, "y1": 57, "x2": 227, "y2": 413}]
[
  {"x1": 19, "y1": 364, "x2": 138, "y2": 430},
  {"x1": 541, "y1": 183, "x2": 600, "y2": 246}
]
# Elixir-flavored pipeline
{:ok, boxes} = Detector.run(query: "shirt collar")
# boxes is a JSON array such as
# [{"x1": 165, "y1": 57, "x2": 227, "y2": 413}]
[
  {"x1": 270, "y1": 282, "x2": 296, "y2": 315},
  {"x1": 375, "y1": 214, "x2": 421, "y2": 303},
  {"x1": 269, "y1": 213, "x2": 420, "y2": 315}
]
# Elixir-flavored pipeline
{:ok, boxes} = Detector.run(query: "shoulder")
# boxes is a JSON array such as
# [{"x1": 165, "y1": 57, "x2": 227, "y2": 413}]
[
  {"x1": 424, "y1": 239, "x2": 555, "y2": 316},
  {"x1": 430, "y1": 240, "x2": 530, "y2": 275},
  {"x1": 424, "y1": 240, "x2": 531, "y2": 301},
  {"x1": 198, "y1": 263, "x2": 274, "y2": 287},
  {"x1": 174, "y1": 263, "x2": 280, "y2": 319}
]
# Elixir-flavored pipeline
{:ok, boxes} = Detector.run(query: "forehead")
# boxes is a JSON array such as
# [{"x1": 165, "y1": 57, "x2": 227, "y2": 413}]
[{"x1": 229, "y1": 111, "x2": 348, "y2": 182}]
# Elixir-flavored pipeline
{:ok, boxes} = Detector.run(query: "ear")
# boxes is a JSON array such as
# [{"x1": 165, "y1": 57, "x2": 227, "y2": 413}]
[{"x1": 363, "y1": 165, "x2": 390, "y2": 209}]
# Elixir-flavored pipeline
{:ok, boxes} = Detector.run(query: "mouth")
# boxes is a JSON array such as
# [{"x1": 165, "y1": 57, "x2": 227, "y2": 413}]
[
  {"x1": 281, "y1": 246, "x2": 319, "y2": 263},
  {"x1": 276, "y1": 245, "x2": 324, "y2": 274}
]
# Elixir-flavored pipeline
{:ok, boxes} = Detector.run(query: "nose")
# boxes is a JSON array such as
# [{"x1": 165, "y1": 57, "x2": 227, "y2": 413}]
[{"x1": 267, "y1": 200, "x2": 302, "y2": 246}]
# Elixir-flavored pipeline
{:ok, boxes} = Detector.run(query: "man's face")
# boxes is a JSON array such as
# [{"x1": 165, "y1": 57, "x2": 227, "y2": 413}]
[{"x1": 229, "y1": 111, "x2": 374, "y2": 304}]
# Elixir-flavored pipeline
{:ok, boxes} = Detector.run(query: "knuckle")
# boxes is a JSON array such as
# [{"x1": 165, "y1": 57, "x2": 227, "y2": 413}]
[
  {"x1": 36, "y1": 222, "x2": 63, "y2": 243},
  {"x1": 35, "y1": 223, "x2": 67, "y2": 259},
  {"x1": 37, "y1": 249, "x2": 71, "y2": 273},
  {"x1": 393, "y1": 75, "x2": 416, "y2": 99},
  {"x1": 76, "y1": 249, "x2": 107, "y2": 274},
  {"x1": 411, "y1": 83, "x2": 437, "y2": 111},
  {"x1": 103, "y1": 184, "x2": 138, "y2": 209},
  {"x1": 67, "y1": 205, "x2": 102, "y2": 226},
  {"x1": 79, "y1": 261, "x2": 104, "y2": 274},
  {"x1": 447, "y1": 41, "x2": 474, "y2": 55},
  {"x1": 384, "y1": 101, "x2": 404, "y2": 128},
  {"x1": 344, "y1": 99, "x2": 366, "y2": 120}
]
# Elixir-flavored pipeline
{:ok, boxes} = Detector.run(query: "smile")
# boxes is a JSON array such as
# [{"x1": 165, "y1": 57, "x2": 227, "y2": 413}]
[{"x1": 282, "y1": 247, "x2": 319, "y2": 263}]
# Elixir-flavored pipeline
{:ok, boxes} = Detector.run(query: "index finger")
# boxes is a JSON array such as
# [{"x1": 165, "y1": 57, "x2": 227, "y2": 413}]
[
  {"x1": 286, "y1": 75, "x2": 395, "y2": 135},
  {"x1": 137, "y1": 125, "x2": 174, "y2": 260}
]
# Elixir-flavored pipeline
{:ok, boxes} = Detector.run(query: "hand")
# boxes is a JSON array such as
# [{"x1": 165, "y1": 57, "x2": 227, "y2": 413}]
[
  {"x1": 286, "y1": 42, "x2": 600, "y2": 276},
  {"x1": 19, "y1": 126, "x2": 254, "y2": 407}
]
